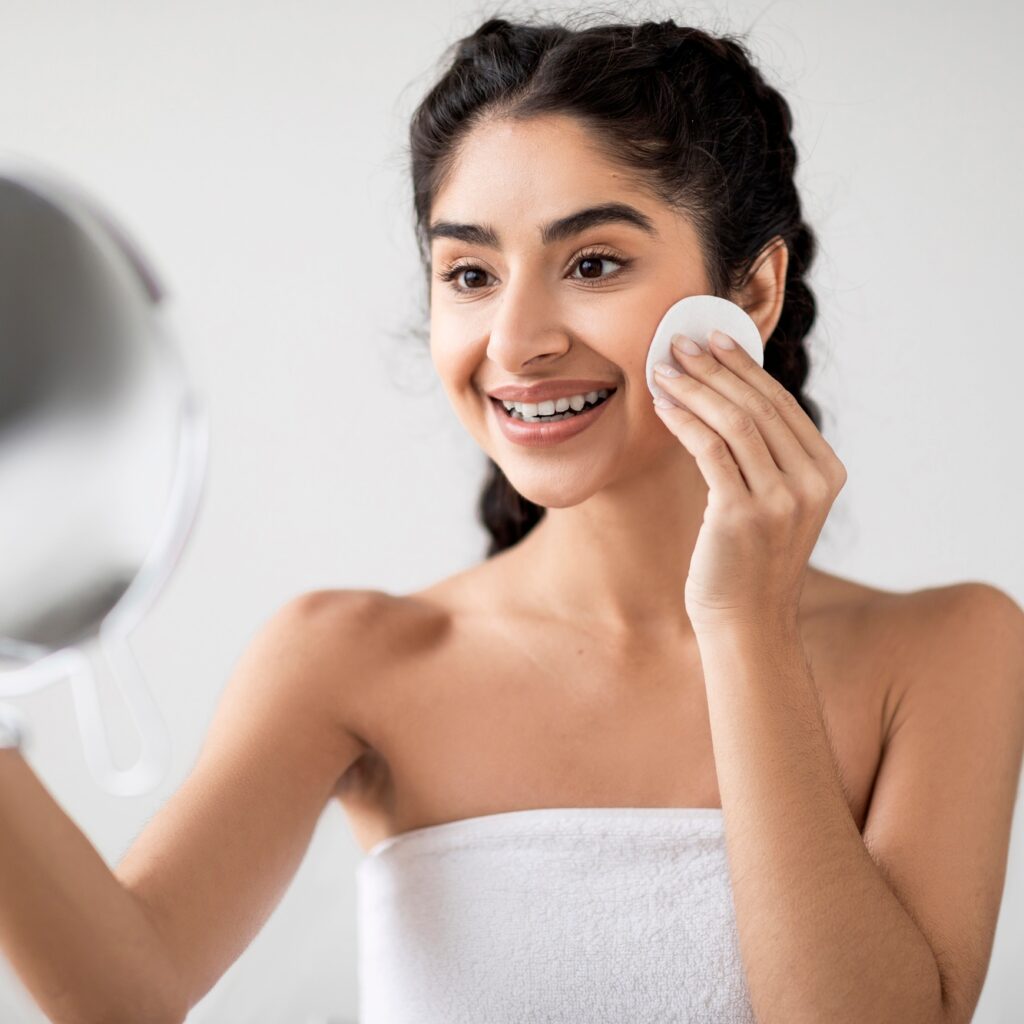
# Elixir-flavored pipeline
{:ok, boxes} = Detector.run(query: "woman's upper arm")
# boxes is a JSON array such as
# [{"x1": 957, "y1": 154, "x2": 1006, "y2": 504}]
[
  {"x1": 861, "y1": 582, "x2": 1024, "y2": 1024},
  {"x1": 112, "y1": 588, "x2": 381, "y2": 1017}
]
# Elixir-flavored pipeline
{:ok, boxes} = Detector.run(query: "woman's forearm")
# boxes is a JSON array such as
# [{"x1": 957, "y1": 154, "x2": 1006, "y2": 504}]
[
  {"x1": 696, "y1": 625, "x2": 943, "y2": 1024},
  {"x1": 0, "y1": 748, "x2": 183, "y2": 1024}
]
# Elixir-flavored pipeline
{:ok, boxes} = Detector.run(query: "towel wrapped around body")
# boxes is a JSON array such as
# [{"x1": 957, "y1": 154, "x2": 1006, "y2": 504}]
[{"x1": 357, "y1": 806, "x2": 757, "y2": 1023}]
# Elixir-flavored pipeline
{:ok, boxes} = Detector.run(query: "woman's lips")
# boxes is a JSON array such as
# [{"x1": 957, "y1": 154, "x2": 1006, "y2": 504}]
[{"x1": 489, "y1": 390, "x2": 616, "y2": 447}]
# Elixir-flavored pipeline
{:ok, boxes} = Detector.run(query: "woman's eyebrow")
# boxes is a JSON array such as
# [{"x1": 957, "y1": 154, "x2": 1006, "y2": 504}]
[{"x1": 428, "y1": 202, "x2": 659, "y2": 248}]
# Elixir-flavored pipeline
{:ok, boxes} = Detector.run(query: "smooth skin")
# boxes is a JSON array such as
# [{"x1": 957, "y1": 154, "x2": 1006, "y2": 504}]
[{"x1": 110, "y1": 591, "x2": 375, "y2": 1019}]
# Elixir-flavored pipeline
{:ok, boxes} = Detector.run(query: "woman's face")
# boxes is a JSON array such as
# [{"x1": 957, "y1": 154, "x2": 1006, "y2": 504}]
[{"x1": 428, "y1": 113, "x2": 714, "y2": 508}]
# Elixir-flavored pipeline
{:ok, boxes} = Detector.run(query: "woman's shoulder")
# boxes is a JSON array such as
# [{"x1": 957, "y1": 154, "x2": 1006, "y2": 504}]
[
  {"x1": 274, "y1": 587, "x2": 452, "y2": 756},
  {"x1": 880, "y1": 579, "x2": 1024, "y2": 671},
  {"x1": 841, "y1": 574, "x2": 1023, "y2": 640},
  {"x1": 284, "y1": 586, "x2": 451, "y2": 658},
  {"x1": 288, "y1": 584, "x2": 453, "y2": 686},
  {"x1": 805, "y1": 567, "x2": 1019, "y2": 622},
  {"x1": 794, "y1": 570, "x2": 1022, "y2": 694},
  {"x1": 815, "y1": 573, "x2": 1024, "y2": 717},
  {"x1": 808, "y1": 567, "x2": 1020, "y2": 633}
]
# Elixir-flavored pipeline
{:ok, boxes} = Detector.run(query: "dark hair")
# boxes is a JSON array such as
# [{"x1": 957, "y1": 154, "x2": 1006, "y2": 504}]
[{"x1": 409, "y1": 12, "x2": 824, "y2": 558}]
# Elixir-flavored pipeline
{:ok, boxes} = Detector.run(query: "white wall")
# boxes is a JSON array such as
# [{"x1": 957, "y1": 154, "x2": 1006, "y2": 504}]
[{"x1": 0, "y1": 1, "x2": 1021, "y2": 1021}]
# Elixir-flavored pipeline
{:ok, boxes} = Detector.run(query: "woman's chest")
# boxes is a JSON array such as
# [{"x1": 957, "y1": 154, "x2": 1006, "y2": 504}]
[{"x1": 338, "y1": 604, "x2": 892, "y2": 855}]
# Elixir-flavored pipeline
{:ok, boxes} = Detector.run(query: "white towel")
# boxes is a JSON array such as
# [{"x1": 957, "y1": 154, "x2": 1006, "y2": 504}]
[{"x1": 356, "y1": 806, "x2": 757, "y2": 1023}]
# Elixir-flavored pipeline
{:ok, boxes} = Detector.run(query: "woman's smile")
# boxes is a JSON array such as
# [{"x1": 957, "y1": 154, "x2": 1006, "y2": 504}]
[{"x1": 488, "y1": 387, "x2": 617, "y2": 447}]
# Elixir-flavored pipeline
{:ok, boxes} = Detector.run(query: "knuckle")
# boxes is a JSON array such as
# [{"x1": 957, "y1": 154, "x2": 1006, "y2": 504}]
[
  {"x1": 768, "y1": 486, "x2": 799, "y2": 517},
  {"x1": 802, "y1": 473, "x2": 832, "y2": 504},
  {"x1": 814, "y1": 477, "x2": 834, "y2": 501},
  {"x1": 743, "y1": 389, "x2": 778, "y2": 420},
  {"x1": 701, "y1": 436, "x2": 733, "y2": 463},
  {"x1": 772, "y1": 384, "x2": 799, "y2": 412},
  {"x1": 726, "y1": 408, "x2": 759, "y2": 436}
]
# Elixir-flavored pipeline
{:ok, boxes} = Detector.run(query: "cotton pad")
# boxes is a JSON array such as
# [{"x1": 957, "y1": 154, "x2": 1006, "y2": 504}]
[{"x1": 645, "y1": 295, "x2": 764, "y2": 401}]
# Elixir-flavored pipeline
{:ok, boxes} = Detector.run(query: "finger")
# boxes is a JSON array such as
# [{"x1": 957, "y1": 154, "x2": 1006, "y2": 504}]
[
  {"x1": 652, "y1": 394, "x2": 752, "y2": 501},
  {"x1": 671, "y1": 335, "x2": 813, "y2": 477},
  {"x1": 705, "y1": 330, "x2": 837, "y2": 466},
  {"x1": 654, "y1": 360, "x2": 782, "y2": 496}
]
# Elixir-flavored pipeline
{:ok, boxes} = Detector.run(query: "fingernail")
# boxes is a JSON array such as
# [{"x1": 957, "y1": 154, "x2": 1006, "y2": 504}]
[
  {"x1": 709, "y1": 329, "x2": 736, "y2": 349},
  {"x1": 675, "y1": 336, "x2": 702, "y2": 356},
  {"x1": 653, "y1": 361, "x2": 682, "y2": 378}
]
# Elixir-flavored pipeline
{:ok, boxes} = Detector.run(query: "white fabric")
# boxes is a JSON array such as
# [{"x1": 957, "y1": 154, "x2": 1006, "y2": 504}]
[{"x1": 356, "y1": 806, "x2": 757, "y2": 1023}]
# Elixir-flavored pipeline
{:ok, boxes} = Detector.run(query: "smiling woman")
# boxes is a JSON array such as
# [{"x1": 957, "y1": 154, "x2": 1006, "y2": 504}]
[
  {"x1": 334, "y1": 11, "x2": 1024, "y2": 1024},
  {"x1": 2, "y1": 8, "x2": 1021, "y2": 1024},
  {"x1": 410, "y1": 19, "x2": 821, "y2": 557}
]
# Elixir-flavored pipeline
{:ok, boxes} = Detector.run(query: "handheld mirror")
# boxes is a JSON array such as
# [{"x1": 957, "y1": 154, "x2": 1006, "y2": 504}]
[{"x1": 0, "y1": 156, "x2": 207, "y2": 796}]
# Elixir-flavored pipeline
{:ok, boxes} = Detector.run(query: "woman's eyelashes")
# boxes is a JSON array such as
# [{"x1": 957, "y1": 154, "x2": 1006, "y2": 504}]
[{"x1": 436, "y1": 248, "x2": 633, "y2": 294}]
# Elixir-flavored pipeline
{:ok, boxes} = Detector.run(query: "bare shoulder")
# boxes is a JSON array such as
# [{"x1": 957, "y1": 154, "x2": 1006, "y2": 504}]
[
  {"x1": 872, "y1": 580, "x2": 1024, "y2": 666},
  {"x1": 212, "y1": 588, "x2": 406, "y2": 756},
  {"x1": 862, "y1": 580, "x2": 1024, "y2": 731},
  {"x1": 807, "y1": 569, "x2": 1023, "y2": 652},
  {"x1": 294, "y1": 586, "x2": 451, "y2": 653},
  {"x1": 918, "y1": 581, "x2": 1024, "y2": 673},
  {"x1": 289, "y1": 585, "x2": 450, "y2": 729},
  {"x1": 800, "y1": 571, "x2": 1023, "y2": 714},
  {"x1": 903, "y1": 580, "x2": 1024, "y2": 634},
  {"x1": 282, "y1": 586, "x2": 443, "y2": 652}
]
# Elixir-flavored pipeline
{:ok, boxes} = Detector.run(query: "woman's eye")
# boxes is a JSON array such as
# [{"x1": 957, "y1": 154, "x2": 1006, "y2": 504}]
[
  {"x1": 437, "y1": 250, "x2": 630, "y2": 293},
  {"x1": 570, "y1": 254, "x2": 625, "y2": 283},
  {"x1": 444, "y1": 266, "x2": 491, "y2": 290}
]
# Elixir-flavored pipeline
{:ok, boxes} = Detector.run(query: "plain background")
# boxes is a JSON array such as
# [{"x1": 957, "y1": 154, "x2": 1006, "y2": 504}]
[{"x1": 1, "y1": 0, "x2": 1022, "y2": 1020}]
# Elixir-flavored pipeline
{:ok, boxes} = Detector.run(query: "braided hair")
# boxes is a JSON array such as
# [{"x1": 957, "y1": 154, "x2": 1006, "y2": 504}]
[{"x1": 409, "y1": 15, "x2": 823, "y2": 558}]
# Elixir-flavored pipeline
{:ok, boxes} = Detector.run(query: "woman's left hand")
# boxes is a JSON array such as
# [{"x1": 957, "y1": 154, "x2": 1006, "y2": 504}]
[{"x1": 652, "y1": 329, "x2": 847, "y2": 636}]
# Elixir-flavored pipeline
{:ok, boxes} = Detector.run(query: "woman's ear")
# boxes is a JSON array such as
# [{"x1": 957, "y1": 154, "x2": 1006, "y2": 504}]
[{"x1": 735, "y1": 236, "x2": 788, "y2": 345}]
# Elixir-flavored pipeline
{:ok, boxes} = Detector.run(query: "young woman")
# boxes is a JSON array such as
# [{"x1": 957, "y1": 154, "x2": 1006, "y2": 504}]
[{"x1": 2, "y1": 15, "x2": 1022, "y2": 1024}]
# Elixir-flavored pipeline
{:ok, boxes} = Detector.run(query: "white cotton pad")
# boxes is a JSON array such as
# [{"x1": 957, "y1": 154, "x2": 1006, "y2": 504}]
[{"x1": 645, "y1": 295, "x2": 764, "y2": 401}]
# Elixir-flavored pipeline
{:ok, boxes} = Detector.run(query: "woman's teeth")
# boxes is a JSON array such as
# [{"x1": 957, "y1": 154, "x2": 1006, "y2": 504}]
[{"x1": 502, "y1": 389, "x2": 612, "y2": 422}]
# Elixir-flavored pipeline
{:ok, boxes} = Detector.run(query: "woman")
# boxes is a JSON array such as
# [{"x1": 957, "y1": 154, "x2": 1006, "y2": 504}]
[{"x1": 2, "y1": 14, "x2": 1022, "y2": 1024}]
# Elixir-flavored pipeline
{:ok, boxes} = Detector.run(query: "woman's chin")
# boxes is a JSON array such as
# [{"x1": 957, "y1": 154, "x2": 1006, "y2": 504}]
[{"x1": 494, "y1": 470, "x2": 608, "y2": 511}]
